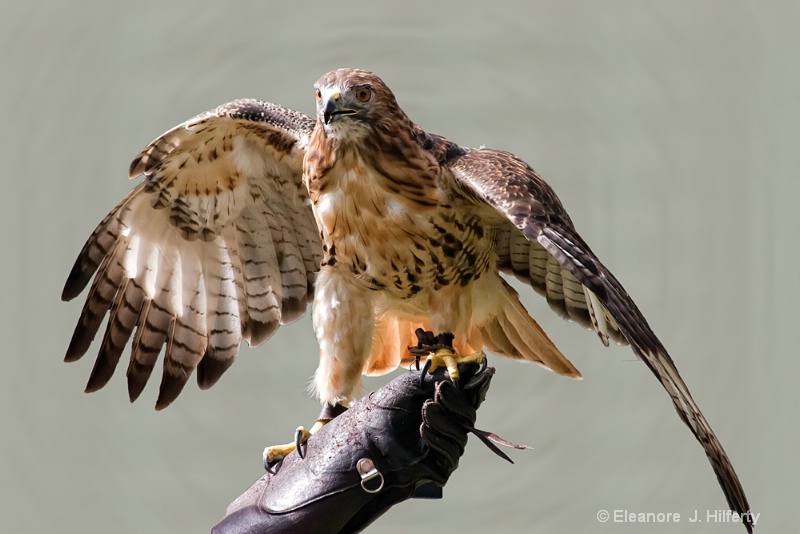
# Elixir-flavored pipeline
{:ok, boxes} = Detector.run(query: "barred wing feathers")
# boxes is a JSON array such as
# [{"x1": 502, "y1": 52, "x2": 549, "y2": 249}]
[
  {"x1": 62, "y1": 100, "x2": 320, "y2": 409},
  {"x1": 448, "y1": 147, "x2": 753, "y2": 532}
]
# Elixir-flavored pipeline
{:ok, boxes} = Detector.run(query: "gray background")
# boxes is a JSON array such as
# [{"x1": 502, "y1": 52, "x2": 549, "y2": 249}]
[{"x1": 1, "y1": 1, "x2": 793, "y2": 532}]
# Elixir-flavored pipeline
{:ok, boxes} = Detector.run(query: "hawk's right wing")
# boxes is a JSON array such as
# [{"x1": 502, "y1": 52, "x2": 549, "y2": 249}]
[
  {"x1": 447, "y1": 146, "x2": 753, "y2": 532},
  {"x1": 62, "y1": 100, "x2": 321, "y2": 409}
]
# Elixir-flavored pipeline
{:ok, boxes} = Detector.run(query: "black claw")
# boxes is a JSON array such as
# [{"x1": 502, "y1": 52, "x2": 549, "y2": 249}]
[
  {"x1": 295, "y1": 428, "x2": 306, "y2": 460},
  {"x1": 452, "y1": 377, "x2": 460, "y2": 390},
  {"x1": 261, "y1": 450, "x2": 272, "y2": 472},
  {"x1": 263, "y1": 449, "x2": 282, "y2": 473},
  {"x1": 420, "y1": 357, "x2": 433, "y2": 387},
  {"x1": 478, "y1": 355, "x2": 488, "y2": 373}
]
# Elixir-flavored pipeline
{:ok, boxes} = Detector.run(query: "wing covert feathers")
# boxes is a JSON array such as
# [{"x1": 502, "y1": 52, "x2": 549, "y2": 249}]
[
  {"x1": 449, "y1": 147, "x2": 752, "y2": 531},
  {"x1": 62, "y1": 100, "x2": 319, "y2": 409}
]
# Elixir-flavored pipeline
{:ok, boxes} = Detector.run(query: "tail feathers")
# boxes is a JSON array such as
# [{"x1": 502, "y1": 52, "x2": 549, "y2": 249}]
[{"x1": 481, "y1": 283, "x2": 581, "y2": 379}]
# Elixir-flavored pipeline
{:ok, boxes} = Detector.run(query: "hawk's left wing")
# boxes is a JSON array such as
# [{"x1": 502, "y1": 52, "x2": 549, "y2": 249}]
[
  {"x1": 62, "y1": 100, "x2": 321, "y2": 409},
  {"x1": 446, "y1": 147, "x2": 753, "y2": 532}
]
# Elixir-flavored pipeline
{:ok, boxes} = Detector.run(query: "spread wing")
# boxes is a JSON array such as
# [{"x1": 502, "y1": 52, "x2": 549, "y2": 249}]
[
  {"x1": 62, "y1": 100, "x2": 321, "y2": 409},
  {"x1": 447, "y1": 147, "x2": 753, "y2": 532}
]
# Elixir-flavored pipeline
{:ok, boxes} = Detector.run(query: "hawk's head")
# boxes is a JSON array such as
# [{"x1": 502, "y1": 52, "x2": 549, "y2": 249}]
[{"x1": 313, "y1": 68, "x2": 404, "y2": 140}]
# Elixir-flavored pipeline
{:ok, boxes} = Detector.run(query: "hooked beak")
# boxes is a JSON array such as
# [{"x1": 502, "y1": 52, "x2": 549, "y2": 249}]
[{"x1": 323, "y1": 91, "x2": 358, "y2": 125}]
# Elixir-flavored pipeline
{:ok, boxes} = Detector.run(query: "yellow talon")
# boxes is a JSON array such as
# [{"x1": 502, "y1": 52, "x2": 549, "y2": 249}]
[
  {"x1": 263, "y1": 420, "x2": 327, "y2": 466},
  {"x1": 426, "y1": 348, "x2": 487, "y2": 382},
  {"x1": 426, "y1": 346, "x2": 458, "y2": 379}
]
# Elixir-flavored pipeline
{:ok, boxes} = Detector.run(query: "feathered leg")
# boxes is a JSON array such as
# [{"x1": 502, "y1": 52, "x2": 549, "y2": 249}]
[
  {"x1": 264, "y1": 267, "x2": 375, "y2": 465},
  {"x1": 311, "y1": 267, "x2": 376, "y2": 405}
]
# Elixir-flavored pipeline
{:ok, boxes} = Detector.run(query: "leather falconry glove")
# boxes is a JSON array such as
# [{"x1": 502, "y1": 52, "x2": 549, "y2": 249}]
[{"x1": 211, "y1": 361, "x2": 521, "y2": 534}]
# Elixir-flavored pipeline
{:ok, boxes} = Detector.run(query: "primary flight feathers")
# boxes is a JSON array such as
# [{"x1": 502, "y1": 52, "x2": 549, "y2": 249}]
[{"x1": 63, "y1": 100, "x2": 320, "y2": 408}]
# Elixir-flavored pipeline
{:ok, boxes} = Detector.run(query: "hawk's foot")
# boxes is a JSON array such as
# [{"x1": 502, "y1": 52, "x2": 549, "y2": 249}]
[
  {"x1": 409, "y1": 329, "x2": 454, "y2": 369},
  {"x1": 421, "y1": 346, "x2": 488, "y2": 388},
  {"x1": 262, "y1": 403, "x2": 348, "y2": 469},
  {"x1": 262, "y1": 421, "x2": 323, "y2": 468}
]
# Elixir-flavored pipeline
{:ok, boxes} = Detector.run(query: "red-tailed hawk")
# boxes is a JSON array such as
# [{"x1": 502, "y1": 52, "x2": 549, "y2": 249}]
[{"x1": 62, "y1": 68, "x2": 752, "y2": 531}]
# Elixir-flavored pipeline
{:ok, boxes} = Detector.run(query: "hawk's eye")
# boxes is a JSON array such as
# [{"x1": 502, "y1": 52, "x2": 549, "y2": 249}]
[
  {"x1": 315, "y1": 89, "x2": 322, "y2": 101},
  {"x1": 355, "y1": 87, "x2": 372, "y2": 103}
]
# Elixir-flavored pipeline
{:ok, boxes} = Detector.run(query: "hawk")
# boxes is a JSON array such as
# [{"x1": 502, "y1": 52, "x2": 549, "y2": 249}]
[{"x1": 62, "y1": 68, "x2": 752, "y2": 531}]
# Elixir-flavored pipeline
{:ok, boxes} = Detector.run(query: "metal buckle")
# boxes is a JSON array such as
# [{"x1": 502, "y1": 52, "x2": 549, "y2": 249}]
[{"x1": 356, "y1": 458, "x2": 384, "y2": 494}]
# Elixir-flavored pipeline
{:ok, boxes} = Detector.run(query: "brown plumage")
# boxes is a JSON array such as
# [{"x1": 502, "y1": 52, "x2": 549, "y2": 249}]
[{"x1": 62, "y1": 68, "x2": 752, "y2": 531}]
